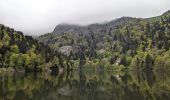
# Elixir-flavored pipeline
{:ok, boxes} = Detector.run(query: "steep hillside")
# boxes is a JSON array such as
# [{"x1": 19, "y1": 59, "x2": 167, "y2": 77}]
[
  {"x1": 37, "y1": 10, "x2": 170, "y2": 71},
  {"x1": 0, "y1": 24, "x2": 54, "y2": 71}
]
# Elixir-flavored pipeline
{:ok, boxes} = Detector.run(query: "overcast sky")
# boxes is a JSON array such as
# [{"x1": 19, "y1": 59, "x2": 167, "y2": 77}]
[{"x1": 0, "y1": 0, "x2": 170, "y2": 36}]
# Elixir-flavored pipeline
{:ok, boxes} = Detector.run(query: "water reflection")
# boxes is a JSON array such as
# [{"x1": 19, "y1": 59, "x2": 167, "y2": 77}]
[{"x1": 0, "y1": 70, "x2": 170, "y2": 100}]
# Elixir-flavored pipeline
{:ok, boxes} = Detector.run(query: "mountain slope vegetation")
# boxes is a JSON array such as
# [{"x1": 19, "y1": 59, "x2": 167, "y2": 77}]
[
  {"x1": 0, "y1": 24, "x2": 55, "y2": 71},
  {"x1": 37, "y1": 10, "x2": 170, "y2": 71},
  {"x1": 0, "y1": 10, "x2": 170, "y2": 72}
]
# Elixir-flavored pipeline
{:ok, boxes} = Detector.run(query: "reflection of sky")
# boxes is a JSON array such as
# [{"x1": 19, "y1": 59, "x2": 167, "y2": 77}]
[{"x1": 0, "y1": 0, "x2": 170, "y2": 35}]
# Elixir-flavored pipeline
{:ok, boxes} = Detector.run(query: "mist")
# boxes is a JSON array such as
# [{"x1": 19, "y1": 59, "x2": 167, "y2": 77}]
[{"x1": 0, "y1": 0, "x2": 169, "y2": 35}]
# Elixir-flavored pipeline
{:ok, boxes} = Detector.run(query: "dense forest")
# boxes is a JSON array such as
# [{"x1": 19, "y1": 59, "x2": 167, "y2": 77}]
[
  {"x1": 0, "y1": 24, "x2": 55, "y2": 71},
  {"x1": 38, "y1": 10, "x2": 170, "y2": 72},
  {"x1": 0, "y1": 10, "x2": 170, "y2": 72}
]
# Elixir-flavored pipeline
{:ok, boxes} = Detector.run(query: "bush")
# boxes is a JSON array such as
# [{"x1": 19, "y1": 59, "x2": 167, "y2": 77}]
[{"x1": 154, "y1": 50, "x2": 170, "y2": 72}]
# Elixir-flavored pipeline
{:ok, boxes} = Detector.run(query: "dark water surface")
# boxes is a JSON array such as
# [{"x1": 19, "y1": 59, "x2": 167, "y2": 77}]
[{"x1": 0, "y1": 70, "x2": 170, "y2": 100}]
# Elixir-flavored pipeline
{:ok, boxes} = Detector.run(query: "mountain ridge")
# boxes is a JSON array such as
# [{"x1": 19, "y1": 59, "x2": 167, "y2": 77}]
[
  {"x1": 51, "y1": 10, "x2": 170, "y2": 36},
  {"x1": 53, "y1": 16, "x2": 134, "y2": 35}
]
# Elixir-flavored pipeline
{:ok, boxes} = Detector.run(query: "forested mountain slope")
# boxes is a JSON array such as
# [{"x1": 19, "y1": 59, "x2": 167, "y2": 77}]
[
  {"x1": 37, "y1": 10, "x2": 170, "y2": 71},
  {"x1": 0, "y1": 24, "x2": 54, "y2": 71}
]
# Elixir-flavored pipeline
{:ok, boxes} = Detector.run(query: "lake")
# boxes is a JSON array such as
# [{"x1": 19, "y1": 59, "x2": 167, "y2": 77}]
[{"x1": 0, "y1": 69, "x2": 170, "y2": 100}]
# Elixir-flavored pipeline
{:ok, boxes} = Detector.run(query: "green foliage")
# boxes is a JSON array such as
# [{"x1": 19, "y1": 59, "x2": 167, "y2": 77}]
[
  {"x1": 0, "y1": 25, "x2": 56, "y2": 71},
  {"x1": 0, "y1": 41, "x2": 2, "y2": 48},
  {"x1": 9, "y1": 53, "x2": 18, "y2": 68},
  {"x1": 154, "y1": 50, "x2": 170, "y2": 72},
  {"x1": 22, "y1": 54, "x2": 31, "y2": 66},
  {"x1": 52, "y1": 56, "x2": 59, "y2": 65},
  {"x1": 1, "y1": 11, "x2": 170, "y2": 71},
  {"x1": 130, "y1": 55, "x2": 141, "y2": 70},
  {"x1": 2, "y1": 30, "x2": 10, "y2": 46},
  {"x1": 10, "y1": 45, "x2": 19, "y2": 53},
  {"x1": 17, "y1": 54, "x2": 24, "y2": 68},
  {"x1": 144, "y1": 53, "x2": 154, "y2": 70},
  {"x1": 125, "y1": 56, "x2": 132, "y2": 66},
  {"x1": 36, "y1": 13, "x2": 170, "y2": 71}
]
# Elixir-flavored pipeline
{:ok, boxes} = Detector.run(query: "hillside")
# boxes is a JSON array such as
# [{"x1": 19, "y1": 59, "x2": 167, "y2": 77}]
[
  {"x1": 38, "y1": 17, "x2": 135, "y2": 43},
  {"x1": 0, "y1": 24, "x2": 54, "y2": 71},
  {"x1": 37, "y1": 10, "x2": 170, "y2": 71}
]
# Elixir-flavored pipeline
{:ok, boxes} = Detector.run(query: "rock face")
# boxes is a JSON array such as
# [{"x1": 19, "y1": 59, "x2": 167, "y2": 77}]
[
  {"x1": 58, "y1": 46, "x2": 73, "y2": 56},
  {"x1": 53, "y1": 17, "x2": 133, "y2": 35},
  {"x1": 53, "y1": 24, "x2": 89, "y2": 35}
]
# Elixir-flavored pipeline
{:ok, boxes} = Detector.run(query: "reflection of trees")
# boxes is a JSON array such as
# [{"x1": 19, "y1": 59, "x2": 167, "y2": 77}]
[
  {"x1": 130, "y1": 70, "x2": 170, "y2": 100},
  {"x1": 0, "y1": 70, "x2": 170, "y2": 100},
  {"x1": 0, "y1": 73, "x2": 45, "y2": 100}
]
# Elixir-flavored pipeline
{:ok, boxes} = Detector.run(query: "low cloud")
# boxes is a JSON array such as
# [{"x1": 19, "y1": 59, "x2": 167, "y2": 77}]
[{"x1": 0, "y1": 0, "x2": 169, "y2": 35}]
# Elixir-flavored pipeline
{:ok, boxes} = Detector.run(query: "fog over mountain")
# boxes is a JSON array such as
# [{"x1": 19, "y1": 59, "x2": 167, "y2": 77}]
[{"x1": 0, "y1": 0, "x2": 170, "y2": 35}]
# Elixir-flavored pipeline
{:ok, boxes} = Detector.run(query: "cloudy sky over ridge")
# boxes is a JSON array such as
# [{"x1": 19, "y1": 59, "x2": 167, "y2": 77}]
[{"x1": 0, "y1": 0, "x2": 170, "y2": 35}]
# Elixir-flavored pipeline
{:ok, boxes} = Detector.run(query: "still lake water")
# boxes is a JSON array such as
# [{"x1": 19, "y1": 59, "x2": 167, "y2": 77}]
[{"x1": 0, "y1": 70, "x2": 170, "y2": 100}]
